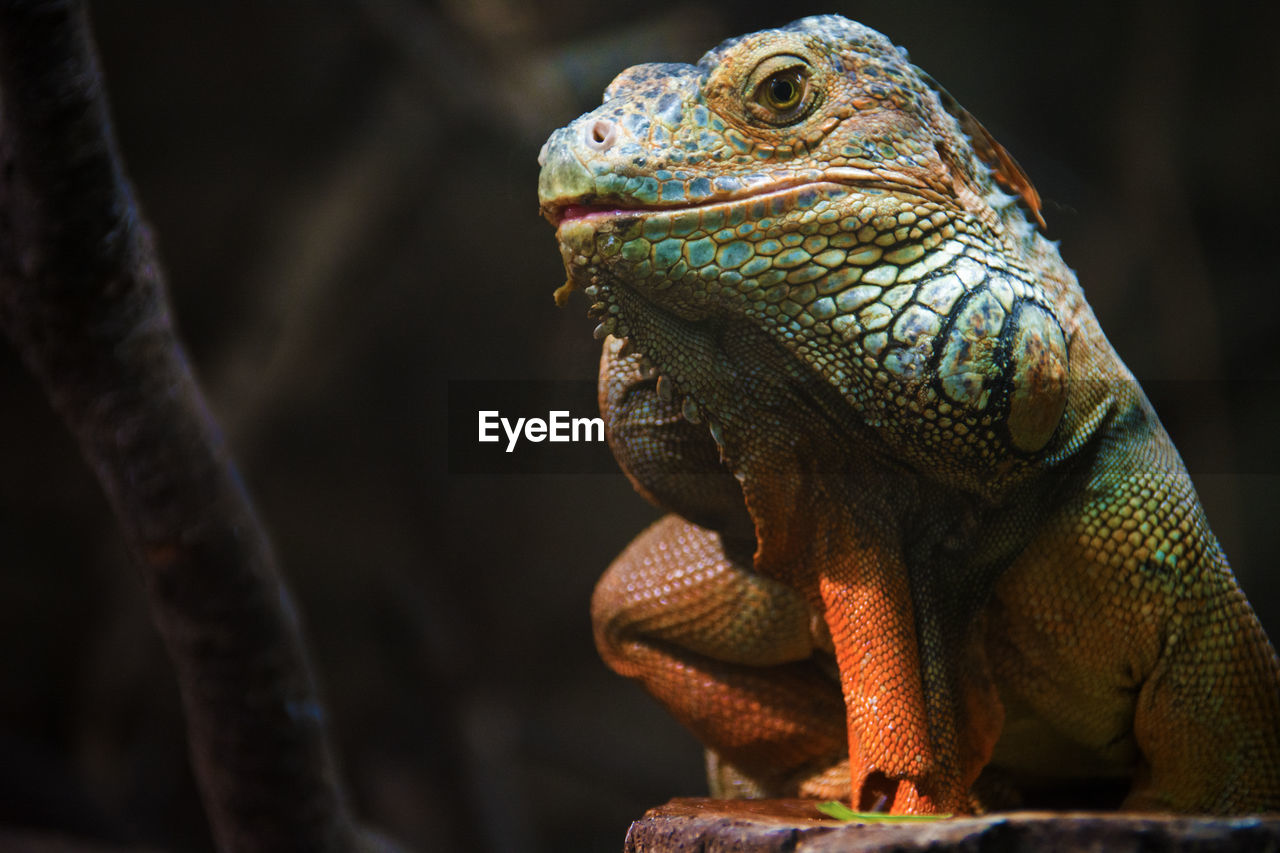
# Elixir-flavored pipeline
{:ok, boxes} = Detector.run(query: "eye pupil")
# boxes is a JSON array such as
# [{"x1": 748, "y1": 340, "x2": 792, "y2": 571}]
[
  {"x1": 750, "y1": 62, "x2": 811, "y2": 124},
  {"x1": 762, "y1": 71, "x2": 804, "y2": 113}
]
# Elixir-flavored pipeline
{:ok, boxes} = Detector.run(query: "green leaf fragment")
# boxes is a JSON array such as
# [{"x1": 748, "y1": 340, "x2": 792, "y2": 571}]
[{"x1": 815, "y1": 801, "x2": 953, "y2": 823}]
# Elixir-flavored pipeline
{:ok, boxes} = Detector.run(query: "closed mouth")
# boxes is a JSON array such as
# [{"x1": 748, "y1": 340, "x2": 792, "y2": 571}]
[
  {"x1": 552, "y1": 204, "x2": 640, "y2": 226},
  {"x1": 542, "y1": 169, "x2": 944, "y2": 230}
]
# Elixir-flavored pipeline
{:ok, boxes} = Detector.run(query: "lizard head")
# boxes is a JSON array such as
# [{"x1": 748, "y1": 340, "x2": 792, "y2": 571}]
[
  {"x1": 538, "y1": 14, "x2": 1041, "y2": 266},
  {"x1": 539, "y1": 15, "x2": 1067, "y2": 491}
]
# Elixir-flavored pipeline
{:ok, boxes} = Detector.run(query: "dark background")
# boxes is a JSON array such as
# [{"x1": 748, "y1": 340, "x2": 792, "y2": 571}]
[{"x1": 0, "y1": 1, "x2": 1276, "y2": 850}]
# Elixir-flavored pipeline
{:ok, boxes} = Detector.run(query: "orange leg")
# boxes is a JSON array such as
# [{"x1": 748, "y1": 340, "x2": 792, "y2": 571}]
[
  {"x1": 591, "y1": 514, "x2": 849, "y2": 796},
  {"x1": 815, "y1": 536, "x2": 1001, "y2": 813},
  {"x1": 737, "y1": 463, "x2": 1003, "y2": 814}
]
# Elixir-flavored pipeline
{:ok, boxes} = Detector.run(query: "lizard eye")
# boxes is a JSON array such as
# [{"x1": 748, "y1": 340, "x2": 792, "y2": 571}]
[
  {"x1": 746, "y1": 55, "x2": 815, "y2": 125},
  {"x1": 761, "y1": 70, "x2": 803, "y2": 111}
]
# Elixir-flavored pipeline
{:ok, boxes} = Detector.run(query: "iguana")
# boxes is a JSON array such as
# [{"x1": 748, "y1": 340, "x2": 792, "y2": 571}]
[{"x1": 536, "y1": 15, "x2": 1280, "y2": 815}]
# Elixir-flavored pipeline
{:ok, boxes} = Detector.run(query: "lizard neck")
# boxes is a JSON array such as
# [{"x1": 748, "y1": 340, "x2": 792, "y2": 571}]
[{"x1": 582, "y1": 185, "x2": 1070, "y2": 502}]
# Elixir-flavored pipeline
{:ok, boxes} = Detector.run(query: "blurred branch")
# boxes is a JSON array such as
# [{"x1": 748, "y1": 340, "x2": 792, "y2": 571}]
[{"x1": 0, "y1": 1, "x2": 369, "y2": 849}]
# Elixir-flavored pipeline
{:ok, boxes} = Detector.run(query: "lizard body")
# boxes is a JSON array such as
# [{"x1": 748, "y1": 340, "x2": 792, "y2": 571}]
[{"x1": 537, "y1": 15, "x2": 1280, "y2": 815}]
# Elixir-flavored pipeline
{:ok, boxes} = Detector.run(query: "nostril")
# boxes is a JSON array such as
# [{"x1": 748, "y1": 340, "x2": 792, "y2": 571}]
[{"x1": 584, "y1": 118, "x2": 618, "y2": 151}]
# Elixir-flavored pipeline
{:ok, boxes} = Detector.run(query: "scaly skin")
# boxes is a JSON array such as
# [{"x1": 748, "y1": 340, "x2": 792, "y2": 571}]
[{"x1": 537, "y1": 15, "x2": 1280, "y2": 815}]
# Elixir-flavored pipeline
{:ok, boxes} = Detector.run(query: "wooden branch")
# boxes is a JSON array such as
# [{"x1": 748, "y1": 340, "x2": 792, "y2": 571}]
[
  {"x1": 628, "y1": 799, "x2": 1280, "y2": 852},
  {"x1": 0, "y1": 2, "x2": 363, "y2": 849}
]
